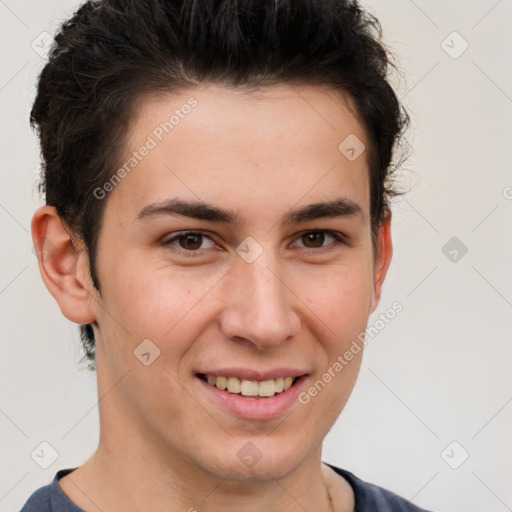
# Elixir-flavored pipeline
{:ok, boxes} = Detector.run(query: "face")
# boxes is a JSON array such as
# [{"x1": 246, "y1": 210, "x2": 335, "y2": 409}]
[{"x1": 86, "y1": 84, "x2": 391, "y2": 481}]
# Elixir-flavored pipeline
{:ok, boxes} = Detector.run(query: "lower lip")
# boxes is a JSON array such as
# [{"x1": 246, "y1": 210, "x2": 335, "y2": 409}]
[{"x1": 196, "y1": 376, "x2": 307, "y2": 420}]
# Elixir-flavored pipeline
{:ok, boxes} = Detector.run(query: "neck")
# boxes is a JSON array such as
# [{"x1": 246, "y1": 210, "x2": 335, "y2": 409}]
[{"x1": 61, "y1": 435, "x2": 338, "y2": 512}]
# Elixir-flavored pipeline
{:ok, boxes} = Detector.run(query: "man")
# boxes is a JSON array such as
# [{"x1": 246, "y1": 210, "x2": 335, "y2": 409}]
[{"x1": 21, "y1": 0, "x2": 432, "y2": 510}]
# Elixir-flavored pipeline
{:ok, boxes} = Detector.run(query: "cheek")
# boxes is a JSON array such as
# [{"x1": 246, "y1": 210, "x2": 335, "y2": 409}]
[
  {"x1": 96, "y1": 260, "x2": 221, "y2": 361},
  {"x1": 295, "y1": 264, "x2": 371, "y2": 429},
  {"x1": 298, "y1": 259, "x2": 374, "y2": 342}
]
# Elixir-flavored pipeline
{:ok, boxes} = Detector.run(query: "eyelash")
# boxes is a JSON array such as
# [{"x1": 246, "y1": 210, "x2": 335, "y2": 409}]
[{"x1": 162, "y1": 230, "x2": 347, "y2": 257}]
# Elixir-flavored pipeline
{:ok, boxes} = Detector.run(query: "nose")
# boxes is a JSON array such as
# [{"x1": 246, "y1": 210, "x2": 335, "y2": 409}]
[{"x1": 218, "y1": 252, "x2": 300, "y2": 350}]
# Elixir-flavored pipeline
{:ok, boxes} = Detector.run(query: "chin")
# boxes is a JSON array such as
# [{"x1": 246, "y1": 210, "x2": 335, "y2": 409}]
[{"x1": 195, "y1": 436, "x2": 311, "y2": 483}]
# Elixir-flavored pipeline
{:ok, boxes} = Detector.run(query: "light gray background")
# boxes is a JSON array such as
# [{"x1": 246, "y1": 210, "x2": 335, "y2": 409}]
[{"x1": 1, "y1": 1, "x2": 511, "y2": 511}]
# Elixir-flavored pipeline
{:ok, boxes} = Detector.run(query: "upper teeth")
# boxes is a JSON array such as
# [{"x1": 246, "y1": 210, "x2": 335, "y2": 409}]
[{"x1": 205, "y1": 375, "x2": 295, "y2": 397}]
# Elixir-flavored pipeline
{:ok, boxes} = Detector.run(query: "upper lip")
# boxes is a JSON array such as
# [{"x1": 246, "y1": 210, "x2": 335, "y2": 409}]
[{"x1": 196, "y1": 367, "x2": 308, "y2": 381}]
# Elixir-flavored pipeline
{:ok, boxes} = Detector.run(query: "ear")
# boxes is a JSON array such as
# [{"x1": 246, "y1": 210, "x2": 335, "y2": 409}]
[
  {"x1": 31, "y1": 205, "x2": 97, "y2": 325},
  {"x1": 369, "y1": 209, "x2": 393, "y2": 314}
]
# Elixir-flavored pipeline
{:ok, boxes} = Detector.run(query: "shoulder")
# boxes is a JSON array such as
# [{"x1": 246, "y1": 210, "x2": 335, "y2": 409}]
[
  {"x1": 19, "y1": 483, "x2": 51, "y2": 512},
  {"x1": 19, "y1": 469, "x2": 83, "y2": 512},
  {"x1": 327, "y1": 464, "x2": 434, "y2": 512}
]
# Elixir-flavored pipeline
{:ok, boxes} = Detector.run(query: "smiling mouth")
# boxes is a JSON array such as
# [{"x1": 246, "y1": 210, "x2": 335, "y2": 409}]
[{"x1": 197, "y1": 374, "x2": 299, "y2": 398}]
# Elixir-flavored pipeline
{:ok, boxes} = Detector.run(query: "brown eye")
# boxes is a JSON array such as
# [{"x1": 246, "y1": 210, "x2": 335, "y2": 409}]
[
  {"x1": 163, "y1": 231, "x2": 217, "y2": 254},
  {"x1": 301, "y1": 232, "x2": 325, "y2": 248},
  {"x1": 291, "y1": 230, "x2": 345, "y2": 250},
  {"x1": 178, "y1": 233, "x2": 203, "y2": 250}
]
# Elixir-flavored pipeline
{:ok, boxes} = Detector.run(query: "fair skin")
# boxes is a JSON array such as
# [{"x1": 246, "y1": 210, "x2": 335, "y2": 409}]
[{"x1": 32, "y1": 84, "x2": 392, "y2": 512}]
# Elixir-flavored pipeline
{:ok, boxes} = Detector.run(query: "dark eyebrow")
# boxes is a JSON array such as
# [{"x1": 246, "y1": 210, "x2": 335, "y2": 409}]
[
  {"x1": 136, "y1": 197, "x2": 365, "y2": 224},
  {"x1": 137, "y1": 199, "x2": 238, "y2": 223},
  {"x1": 282, "y1": 198, "x2": 365, "y2": 224}
]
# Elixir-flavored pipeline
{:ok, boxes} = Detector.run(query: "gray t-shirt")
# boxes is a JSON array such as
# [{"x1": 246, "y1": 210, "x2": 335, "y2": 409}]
[{"x1": 19, "y1": 465, "x2": 433, "y2": 511}]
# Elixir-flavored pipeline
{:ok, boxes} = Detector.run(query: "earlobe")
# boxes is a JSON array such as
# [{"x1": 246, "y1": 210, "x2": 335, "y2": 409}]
[
  {"x1": 369, "y1": 209, "x2": 393, "y2": 314},
  {"x1": 32, "y1": 206, "x2": 97, "y2": 325}
]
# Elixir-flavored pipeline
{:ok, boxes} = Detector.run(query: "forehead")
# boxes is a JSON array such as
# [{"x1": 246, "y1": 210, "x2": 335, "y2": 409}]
[{"x1": 107, "y1": 83, "x2": 370, "y2": 225}]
